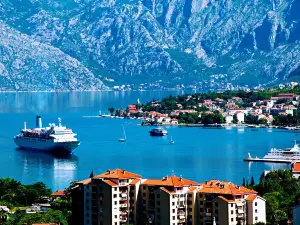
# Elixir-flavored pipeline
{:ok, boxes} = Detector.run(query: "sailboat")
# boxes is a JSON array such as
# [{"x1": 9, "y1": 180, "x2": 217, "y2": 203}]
[
  {"x1": 118, "y1": 125, "x2": 126, "y2": 142},
  {"x1": 170, "y1": 136, "x2": 174, "y2": 144}
]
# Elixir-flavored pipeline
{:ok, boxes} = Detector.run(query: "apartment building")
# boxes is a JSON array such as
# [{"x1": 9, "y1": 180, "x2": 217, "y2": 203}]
[
  {"x1": 140, "y1": 175, "x2": 199, "y2": 225},
  {"x1": 294, "y1": 204, "x2": 300, "y2": 225},
  {"x1": 197, "y1": 180, "x2": 266, "y2": 225},
  {"x1": 72, "y1": 169, "x2": 266, "y2": 225},
  {"x1": 72, "y1": 168, "x2": 142, "y2": 225}
]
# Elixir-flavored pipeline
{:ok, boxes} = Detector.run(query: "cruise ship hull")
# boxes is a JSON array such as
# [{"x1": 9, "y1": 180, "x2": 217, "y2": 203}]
[{"x1": 14, "y1": 138, "x2": 80, "y2": 155}]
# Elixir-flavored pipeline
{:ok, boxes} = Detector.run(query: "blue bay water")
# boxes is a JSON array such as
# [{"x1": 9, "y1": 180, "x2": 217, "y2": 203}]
[{"x1": 0, "y1": 91, "x2": 295, "y2": 190}]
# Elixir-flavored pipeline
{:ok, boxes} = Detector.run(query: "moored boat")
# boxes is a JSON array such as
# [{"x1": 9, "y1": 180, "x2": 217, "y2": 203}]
[
  {"x1": 263, "y1": 141, "x2": 300, "y2": 160},
  {"x1": 149, "y1": 128, "x2": 168, "y2": 136},
  {"x1": 14, "y1": 116, "x2": 80, "y2": 154}
]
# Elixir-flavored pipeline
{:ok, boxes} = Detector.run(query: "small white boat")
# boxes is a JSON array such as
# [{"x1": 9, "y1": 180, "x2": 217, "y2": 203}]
[
  {"x1": 170, "y1": 136, "x2": 174, "y2": 144},
  {"x1": 118, "y1": 125, "x2": 126, "y2": 142}
]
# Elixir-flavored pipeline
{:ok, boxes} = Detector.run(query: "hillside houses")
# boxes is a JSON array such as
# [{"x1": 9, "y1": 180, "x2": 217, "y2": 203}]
[{"x1": 114, "y1": 92, "x2": 300, "y2": 126}]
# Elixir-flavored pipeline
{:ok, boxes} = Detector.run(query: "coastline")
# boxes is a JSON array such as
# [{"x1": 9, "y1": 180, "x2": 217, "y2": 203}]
[{"x1": 90, "y1": 115, "x2": 300, "y2": 130}]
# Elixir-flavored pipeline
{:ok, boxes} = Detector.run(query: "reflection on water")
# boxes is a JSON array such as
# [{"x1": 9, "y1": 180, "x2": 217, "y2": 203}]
[{"x1": 16, "y1": 149, "x2": 78, "y2": 190}]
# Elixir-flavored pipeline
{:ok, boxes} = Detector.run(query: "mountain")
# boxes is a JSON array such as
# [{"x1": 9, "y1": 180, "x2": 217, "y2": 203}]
[{"x1": 1, "y1": 0, "x2": 300, "y2": 90}]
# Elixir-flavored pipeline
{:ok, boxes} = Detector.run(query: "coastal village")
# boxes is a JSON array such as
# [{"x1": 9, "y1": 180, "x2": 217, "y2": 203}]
[{"x1": 107, "y1": 91, "x2": 300, "y2": 129}]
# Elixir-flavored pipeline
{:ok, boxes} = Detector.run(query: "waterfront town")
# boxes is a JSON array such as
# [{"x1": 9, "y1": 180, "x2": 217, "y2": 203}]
[
  {"x1": 0, "y1": 163, "x2": 299, "y2": 225},
  {"x1": 106, "y1": 90, "x2": 300, "y2": 128}
]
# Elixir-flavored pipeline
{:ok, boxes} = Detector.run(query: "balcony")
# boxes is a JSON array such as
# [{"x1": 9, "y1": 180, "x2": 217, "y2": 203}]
[
  {"x1": 119, "y1": 182, "x2": 128, "y2": 187},
  {"x1": 178, "y1": 204, "x2": 186, "y2": 209},
  {"x1": 120, "y1": 190, "x2": 128, "y2": 194},
  {"x1": 120, "y1": 210, "x2": 128, "y2": 215},
  {"x1": 205, "y1": 212, "x2": 212, "y2": 217},
  {"x1": 120, "y1": 216, "x2": 128, "y2": 222},
  {"x1": 120, "y1": 203, "x2": 128, "y2": 208},
  {"x1": 178, "y1": 210, "x2": 185, "y2": 216}
]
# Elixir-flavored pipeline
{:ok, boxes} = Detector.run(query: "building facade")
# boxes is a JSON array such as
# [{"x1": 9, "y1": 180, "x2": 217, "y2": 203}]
[
  {"x1": 294, "y1": 205, "x2": 300, "y2": 225},
  {"x1": 72, "y1": 169, "x2": 266, "y2": 225}
]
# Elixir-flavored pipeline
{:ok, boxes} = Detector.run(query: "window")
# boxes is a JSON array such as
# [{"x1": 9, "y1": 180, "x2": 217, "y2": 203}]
[
  {"x1": 231, "y1": 203, "x2": 234, "y2": 207},
  {"x1": 87, "y1": 220, "x2": 89, "y2": 224},
  {"x1": 231, "y1": 210, "x2": 233, "y2": 214},
  {"x1": 113, "y1": 194, "x2": 117, "y2": 198},
  {"x1": 188, "y1": 194, "x2": 192, "y2": 197},
  {"x1": 231, "y1": 218, "x2": 234, "y2": 222},
  {"x1": 158, "y1": 215, "x2": 161, "y2": 219},
  {"x1": 114, "y1": 187, "x2": 117, "y2": 191},
  {"x1": 115, "y1": 223, "x2": 117, "y2": 225},
  {"x1": 143, "y1": 193, "x2": 146, "y2": 197},
  {"x1": 86, "y1": 213, "x2": 89, "y2": 217},
  {"x1": 157, "y1": 201, "x2": 160, "y2": 205},
  {"x1": 143, "y1": 200, "x2": 146, "y2": 204},
  {"x1": 255, "y1": 202, "x2": 257, "y2": 206},
  {"x1": 172, "y1": 202, "x2": 175, "y2": 206},
  {"x1": 114, "y1": 201, "x2": 117, "y2": 205},
  {"x1": 172, "y1": 216, "x2": 175, "y2": 220},
  {"x1": 215, "y1": 209, "x2": 218, "y2": 214},
  {"x1": 114, "y1": 215, "x2": 117, "y2": 218},
  {"x1": 180, "y1": 201, "x2": 183, "y2": 205},
  {"x1": 143, "y1": 186, "x2": 146, "y2": 190},
  {"x1": 157, "y1": 194, "x2": 160, "y2": 198},
  {"x1": 172, "y1": 209, "x2": 175, "y2": 213},
  {"x1": 157, "y1": 208, "x2": 160, "y2": 212},
  {"x1": 173, "y1": 195, "x2": 175, "y2": 199},
  {"x1": 199, "y1": 194, "x2": 203, "y2": 198},
  {"x1": 255, "y1": 216, "x2": 258, "y2": 221},
  {"x1": 215, "y1": 202, "x2": 218, "y2": 207},
  {"x1": 180, "y1": 194, "x2": 184, "y2": 197},
  {"x1": 255, "y1": 209, "x2": 258, "y2": 213}
]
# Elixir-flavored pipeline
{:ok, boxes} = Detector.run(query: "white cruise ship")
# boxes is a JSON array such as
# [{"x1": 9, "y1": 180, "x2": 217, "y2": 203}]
[
  {"x1": 14, "y1": 116, "x2": 80, "y2": 154},
  {"x1": 263, "y1": 141, "x2": 300, "y2": 160}
]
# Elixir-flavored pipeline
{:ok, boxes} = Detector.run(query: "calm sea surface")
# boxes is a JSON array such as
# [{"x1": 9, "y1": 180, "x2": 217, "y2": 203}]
[{"x1": 0, "y1": 91, "x2": 295, "y2": 190}]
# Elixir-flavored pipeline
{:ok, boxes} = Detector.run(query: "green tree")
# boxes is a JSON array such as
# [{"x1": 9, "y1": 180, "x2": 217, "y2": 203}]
[
  {"x1": 108, "y1": 107, "x2": 115, "y2": 115},
  {"x1": 250, "y1": 176, "x2": 255, "y2": 186}
]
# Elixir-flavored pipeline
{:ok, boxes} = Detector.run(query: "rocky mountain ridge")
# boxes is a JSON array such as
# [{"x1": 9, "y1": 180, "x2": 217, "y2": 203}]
[{"x1": 1, "y1": 0, "x2": 300, "y2": 90}]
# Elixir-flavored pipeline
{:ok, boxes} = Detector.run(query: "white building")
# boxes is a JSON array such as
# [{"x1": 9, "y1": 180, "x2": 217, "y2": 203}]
[
  {"x1": 246, "y1": 195, "x2": 266, "y2": 224},
  {"x1": 234, "y1": 112, "x2": 245, "y2": 123},
  {"x1": 225, "y1": 115, "x2": 233, "y2": 124}
]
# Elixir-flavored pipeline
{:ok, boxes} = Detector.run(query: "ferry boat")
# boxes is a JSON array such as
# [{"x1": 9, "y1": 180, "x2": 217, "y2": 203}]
[
  {"x1": 263, "y1": 141, "x2": 300, "y2": 160},
  {"x1": 149, "y1": 128, "x2": 168, "y2": 136},
  {"x1": 14, "y1": 116, "x2": 80, "y2": 154}
]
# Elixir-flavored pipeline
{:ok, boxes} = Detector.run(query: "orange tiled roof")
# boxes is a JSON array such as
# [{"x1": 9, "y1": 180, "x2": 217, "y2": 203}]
[
  {"x1": 77, "y1": 178, "x2": 92, "y2": 185},
  {"x1": 130, "y1": 179, "x2": 140, "y2": 185},
  {"x1": 160, "y1": 187, "x2": 176, "y2": 194},
  {"x1": 198, "y1": 180, "x2": 257, "y2": 195},
  {"x1": 217, "y1": 196, "x2": 235, "y2": 203},
  {"x1": 187, "y1": 186, "x2": 198, "y2": 193},
  {"x1": 293, "y1": 162, "x2": 300, "y2": 172},
  {"x1": 246, "y1": 195, "x2": 257, "y2": 201},
  {"x1": 142, "y1": 175, "x2": 197, "y2": 187},
  {"x1": 51, "y1": 190, "x2": 65, "y2": 196},
  {"x1": 93, "y1": 168, "x2": 142, "y2": 179},
  {"x1": 103, "y1": 180, "x2": 118, "y2": 187}
]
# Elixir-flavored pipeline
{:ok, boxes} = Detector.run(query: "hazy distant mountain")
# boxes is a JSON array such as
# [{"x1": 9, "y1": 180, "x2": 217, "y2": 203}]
[{"x1": 1, "y1": 0, "x2": 300, "y2": 90}]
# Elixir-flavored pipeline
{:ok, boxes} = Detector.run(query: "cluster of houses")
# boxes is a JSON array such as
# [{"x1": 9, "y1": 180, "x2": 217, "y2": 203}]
[{"x1": 120, "y1": 93, "x2": 300, "y2": 125}]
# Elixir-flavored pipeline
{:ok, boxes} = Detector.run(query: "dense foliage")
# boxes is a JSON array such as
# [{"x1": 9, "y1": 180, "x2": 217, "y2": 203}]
[
  {"x1": 6, "y1": 209, "x2": 68, "y2": 225},
  {"x1": 0, "y1": 178, "x2": 51, "y2": 207},
  {"x1": 246, "y1": 170, "x2": 300, "y2": 225}
]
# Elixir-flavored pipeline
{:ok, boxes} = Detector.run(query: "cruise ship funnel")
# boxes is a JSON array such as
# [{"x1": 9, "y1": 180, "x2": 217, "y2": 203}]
[{"x1": 36, "y1": 116, "x2": 42, "y2": 128}]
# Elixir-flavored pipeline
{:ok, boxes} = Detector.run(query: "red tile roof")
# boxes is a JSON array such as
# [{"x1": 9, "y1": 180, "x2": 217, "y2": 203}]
[
  {"x1": 103, "y1": 180, "x2": 118, "y2": 187},
  {"x1": 77, "y1": 178, "x2": 92, "y2": 185},
  {"x1": 217, "y1": 196, "x2": 235, "y2": 203},
  {"x1": 246, "y1": 195, "x2": 257, "y2": 201},
  {"x1": 198, "y1": 180, "x2": 257, "y2": 195},
  {"x1": 142, "y1": 175, "x2": 197, "y2": 187},
  {"x1": 130, "y1": 179, "x2": 140, "y2": 185},
  {"x1": 292, "y1": 162, "x2": 300, "y2": 172},
  {"x1": 93, "y1": 168, "x2": 142, "y2": 179},
  {"x1": 51, "y1": 190, "x2": 65, "y2": 197}
]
